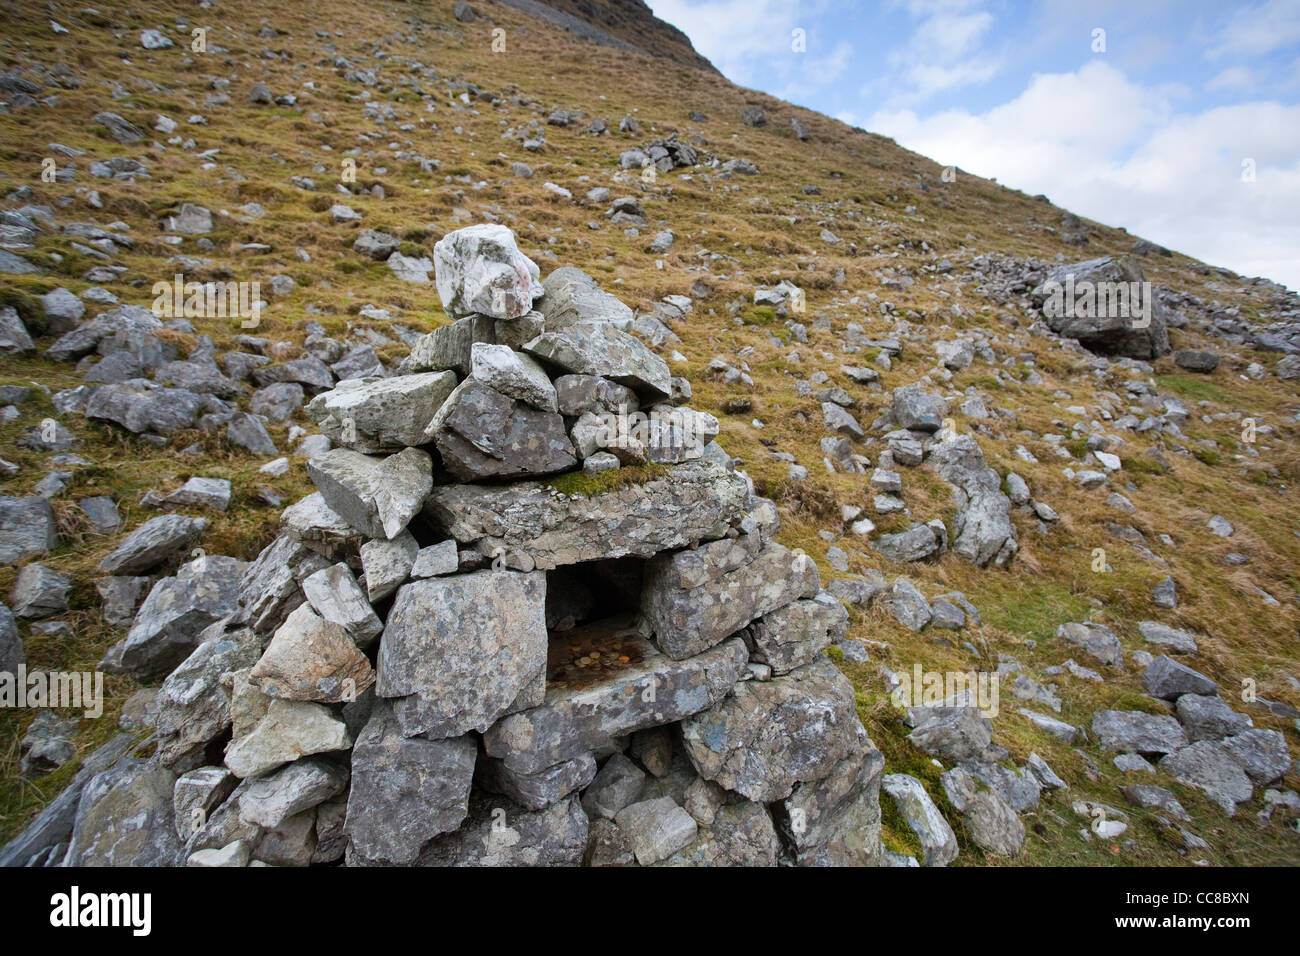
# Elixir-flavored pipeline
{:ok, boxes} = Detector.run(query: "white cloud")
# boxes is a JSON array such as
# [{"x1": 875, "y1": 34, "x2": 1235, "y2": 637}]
[
  {"x1": 1206, "y1": 66, "x2": 1253, "y2": 92},
  {"x1": 898, "y1": 59, "x2": 1001, "y2": 100},
  {"x1": 1209, "y1": 0, "x2": 1300, "y2": 58},
  {"x1": 873, "y1": 0, "x2": 1002, "y2": 105},
  {"x1": 776, "y1": 40, "x2": 856, "y2": 102},
  {"x1": 645, "y1": 0, "x2": 804, "y2": 87},
  {"x1": 897, "y1": 0, "x2": 987, "y2": 15},
  {"x1": 912, "y1": 9, "x2": 992, "y2": 59},
  {"x1": 871, "y1": 61, "x2": 1300, "y2": 290}
]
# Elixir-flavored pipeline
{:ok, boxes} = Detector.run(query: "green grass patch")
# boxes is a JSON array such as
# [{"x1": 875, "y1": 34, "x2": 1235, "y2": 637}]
[
  {"x1": 1123, "y1": 453, "x2": 1167, "y2": 476},
  {"x1": 1156, "y1": 374, "x2": 1229, "y2": 404},
  {"x1": 1191, "y1": 446, "x2": 1221, "y2": 467},
  {"x1": 545, "y1": 462, "x2": 670, "y2": 497},
  {"x1": 979, "y1": 578, "x2": 1093, "y2": 645}
]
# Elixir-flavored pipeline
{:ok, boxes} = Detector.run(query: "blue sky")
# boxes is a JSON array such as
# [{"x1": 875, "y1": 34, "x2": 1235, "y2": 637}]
[{"x1": 646, "y1": 0, "x2": 1300, "y2": 291}]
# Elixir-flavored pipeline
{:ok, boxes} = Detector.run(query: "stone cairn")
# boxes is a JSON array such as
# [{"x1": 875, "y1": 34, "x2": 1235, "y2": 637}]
[{"x1": 12, "y1": 224, "x2": 884, "y2": 867}]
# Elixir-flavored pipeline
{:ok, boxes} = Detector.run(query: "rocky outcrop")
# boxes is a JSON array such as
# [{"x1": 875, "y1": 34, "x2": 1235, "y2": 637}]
[
  {"x1": 1031, "y1": 255, "x2": 1172, "y2": 359},
  {"x1": 926, "y1": 432, "x2": 1018, "y2": 568}
]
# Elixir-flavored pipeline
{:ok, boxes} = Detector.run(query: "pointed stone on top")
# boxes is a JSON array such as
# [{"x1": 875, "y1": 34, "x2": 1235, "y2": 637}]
[{"x1": 433, "y1": 224, "x2": 543, "y2": 320}]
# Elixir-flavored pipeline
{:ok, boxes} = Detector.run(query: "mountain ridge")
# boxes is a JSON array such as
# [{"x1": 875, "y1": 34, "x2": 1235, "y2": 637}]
[{"x1": 496, "y1": 0, "x2": 721, "y2": 74}]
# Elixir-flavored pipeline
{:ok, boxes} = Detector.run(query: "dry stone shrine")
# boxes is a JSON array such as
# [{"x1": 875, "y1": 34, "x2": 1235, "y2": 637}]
[{"x1": 2, "y1": 224, "x2": 884, "y2": 868}]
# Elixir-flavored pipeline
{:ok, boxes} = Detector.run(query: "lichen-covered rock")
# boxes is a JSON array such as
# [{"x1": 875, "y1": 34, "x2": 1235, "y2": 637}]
[
  {"x1": 1057, "y1": 621, "x2": 1123, "y2": 667},
  {"x1": 751, "y1": 592, "x2": 848, "y2": 675},
  {"x1": 555, "y1": 374, "x2": 639, "y2": 417},
  {"x1": 774, "y1": 744, "x2": 884, "y2": 866},
  {"x1": 306, "y1": 372, "x2": 457, "y2": 453},
  {"x1": 342, "y1": 702, "x2": 477, "y2": 864},
  {"x1": 1143, "y1": 655, "x2": 1217, "y2": 700},
  {"x1": 19, "y1": 710, "x2": 77, "y2": 775},
  {"x1": 425, "y1": 451, "x2": 749, "y2": 569},
  {"x1": 470, "y1": 342, "x2": 558, "y2": 412},
  {"x1": 478, "y1": 752, "x2": 598, "y2": 811},
  {"x1": 427, "y1": 378, "x2": 576, "y2": 481},
  {"x1": 85, "y1": 381, "x2": 206, "y2": 436},
  {"x1": 10, "y1": 563, "x2": 69, "y2": 619},
  {"x1": 1159, "y1": 740, "x2": 1254, "y2": 814},
  {"x1": 410, "y1": 792, "x2": 588, "y2": 867},
  {"x1": 1138, "y1": 620, "x2": 1199, "y2": 654},
  {"x1": 301, "y1": 562, "x2": 383, "y2": 647},
  {"x1": 0, "y1": 495, "x2": 57, "y2": 564},
  {"x1": 232, "y1": 534, "x2": 330, "y2": 636},
  {"x1": 907, "y1": 704, "x2": 993, "y2": 764},
  {"x1": 680, "y1": 656, "x2": 864, "y2": 803},
  {"x1": 881, "y1": 773, "x2": 958, "y2": 867},
  {"x1": 1031, "y1": 255, "x2": 1172, "y2": 359},
  {"x1": 0, "y1": 735, "x2": 135, "y2": 867},
  {"x1": 891, "y1": 384, "x2": 945, "y2": 432},
  {"x1": 0, "y1": 603, "x2": 21, "y2": 676},
  {"x1": 65, "y1": 756, "x2": 184, "y2": 866},
  {"x1": 660, "y1": 799, "x2": 780, "y2": 867},
  {"x1": 580, "y1": 752, "x2": 647, "y2": 820},
  {"x1": 98, "y1": 513, "x2": 206, "y2": 575},
  {"x1": 376, "y1": 570, "x2": 547, "y2": 739},
  {"x1": 872, "y1": 522, "x2": 943, "y2": 563},
  {"x1": 224, "y1": 699, "x2": 351, "y2": 779},
  {"x1": 641, "y1": 541, "x2": 820, "y2": 660},
  {"x1": 305, "y1": 447, "x2": 432, "y2": 540},
  {"x1": 238, "y1": 759, "x2": 349, "y2": 829},
  {"x1": 1220, "y1": 728, "x2": 1290, "y2": 785},
  {"x1": 173, "y1": 767, "x2": 239, "y2": 841},
  {"x1": 152, "y1": 624, "x2": 261, "y2": 770},
  {"x1": 280, "y1": 492, "x2": 367, "y2": 561},
  {"x1": 537, "y1": 267, "x2": 635, "y2": 331},
  {"x1": 45, "y1": 304, "x2": 162, "y2": 363},
  {"x1": 484, "y1": 620, "x2": 747, "y2": 774},
  {"x1": 1092, "y1": 710, "x2": 1188, "y2": 755},
  {"x1": 115, "y1": 555, "x2": 246, "y2": 681},
  {"x1": 524, "y1": 321, "x2": 671, "y2": 401},
  {"x1": 401, "y1": 314, "x2": 495, "y2": 378},
  {"x1": 359, "y1": 531, "x2": 417, "y2": 603},
  {"x1": 927, "y1": 432, "x2": 1018, "y2": 567},
  {"x1": 614, "y1": 795, "x2": 698, "y2": 865},
  {"x1": 249, "y1": 603, "x2": 376, "y2": 704},
  {"x1": 941, "y1": 766, "x2": 1024, "y2": 857},
  {"x1": 1174, "y1": 693, "x2": 1252, "y2": 742},
  {"x1": 0, "y1": 305, "x2": 34, "y2": 354}
]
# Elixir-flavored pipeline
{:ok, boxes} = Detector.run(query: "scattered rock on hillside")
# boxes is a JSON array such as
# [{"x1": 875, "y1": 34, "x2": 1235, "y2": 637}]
[{"x1": 1030, "y1": 256, "x2": 1172, "y2": 359}]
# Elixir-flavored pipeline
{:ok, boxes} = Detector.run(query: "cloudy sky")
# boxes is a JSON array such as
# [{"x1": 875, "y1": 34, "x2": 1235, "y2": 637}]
[{"x1": 646, "y1": 0, "x2": 1300, "y2": 291}]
